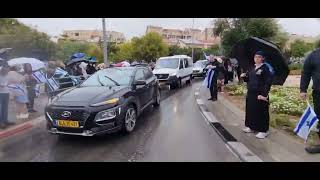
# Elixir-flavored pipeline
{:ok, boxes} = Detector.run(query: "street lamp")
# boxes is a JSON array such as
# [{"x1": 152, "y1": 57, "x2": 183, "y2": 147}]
[
  {"x1": 102, "y1": 18, "x2": 109, "y2": 67},
  {"x1": 192, "y1": 18, "x2": 194, "y2": 61}
]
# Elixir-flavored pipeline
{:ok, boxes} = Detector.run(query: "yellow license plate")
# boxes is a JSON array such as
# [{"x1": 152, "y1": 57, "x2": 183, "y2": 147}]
[{"x1": 57, "y1": 120, "x2": 79, "y2": 128}]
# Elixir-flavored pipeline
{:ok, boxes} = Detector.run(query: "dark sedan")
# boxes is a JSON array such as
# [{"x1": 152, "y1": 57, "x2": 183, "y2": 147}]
[{"x1": 45, "y1": 66, "x2": 161, "y2": 136}]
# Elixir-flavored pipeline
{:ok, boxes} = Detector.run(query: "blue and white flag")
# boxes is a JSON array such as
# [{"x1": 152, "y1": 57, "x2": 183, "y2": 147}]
[
  {"x1": 203, "y1": 69, "x2": 215, "y2": 88},
  {"x1": 46, "y1": 77, "x2": 59, "y2": 92},
  {"x1": 294, "y1": 103, "x2": 319, "y2": 142},
  {"x1": 32, "y1": 70, "x2": 47, "y2": 84}
]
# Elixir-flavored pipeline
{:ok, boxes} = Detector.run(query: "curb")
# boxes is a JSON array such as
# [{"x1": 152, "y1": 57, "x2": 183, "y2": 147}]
[
  {"x1": 0, "y1": 116, "x2": 44, "y2": 140},
  {"x1": 194, "y1": 88, "x2": 263, "y2": 162}
]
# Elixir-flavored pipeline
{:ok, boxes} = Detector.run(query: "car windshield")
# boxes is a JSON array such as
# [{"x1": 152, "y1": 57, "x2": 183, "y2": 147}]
[
  {"x1": 194, "y1": 61, "x2": 205, "y2": 68},
  {"x1": 81, "y1": 68, "x2": 134, "y2": 87},
  {"x1": 155, "y1": 58, "x2": 179, "y2": 69}
]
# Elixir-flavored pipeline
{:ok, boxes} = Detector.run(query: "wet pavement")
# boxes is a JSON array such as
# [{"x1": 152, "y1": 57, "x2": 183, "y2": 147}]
[{"x1": 0, "y1": 79, "x2": 239, "y2": 162}]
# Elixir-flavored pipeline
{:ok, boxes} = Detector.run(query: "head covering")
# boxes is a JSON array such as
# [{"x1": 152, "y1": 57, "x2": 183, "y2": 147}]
[{"x1": 255, "y1": 51, "x2": 266, "y2": 58}]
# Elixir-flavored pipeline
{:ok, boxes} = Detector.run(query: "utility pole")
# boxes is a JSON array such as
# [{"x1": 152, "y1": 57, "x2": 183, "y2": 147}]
[
  {"x1": 102, "y1": 18, "x2": 109, "y2": 67},
  {"x1": 191, "y1": 18, "x2": 194, "y2": 61}
]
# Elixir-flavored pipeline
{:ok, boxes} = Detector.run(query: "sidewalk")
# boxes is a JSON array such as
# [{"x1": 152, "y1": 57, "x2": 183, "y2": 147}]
[
  {"x1": 197, "y1": 86, "x2": 320, "y2": 162},
  {"x1": 0, "y1": 94, "x2": 48, "y2": 138}
]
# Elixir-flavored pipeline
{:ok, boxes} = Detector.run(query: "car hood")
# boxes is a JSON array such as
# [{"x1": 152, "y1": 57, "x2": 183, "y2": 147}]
[
  {"x1": 51, "y1": 86, "x2": 129, "y2": 106},
  {"x1": 193, "y1": 67, "x2": 203, "y2": 71},
  {"x1": 153, "y1": 68, "x2": 177, "y2": 75}
]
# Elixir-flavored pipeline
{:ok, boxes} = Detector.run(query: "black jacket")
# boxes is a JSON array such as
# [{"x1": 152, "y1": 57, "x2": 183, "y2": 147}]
[
  {"x1": 206, "y1": 60, "x2": 223, "y2": 79},
  {"x1": 243, "y1": 64, "x2": 272, "y2": 97},
  {"x1": 300, "y1": 48, "x2": 320, "y2": 93}
]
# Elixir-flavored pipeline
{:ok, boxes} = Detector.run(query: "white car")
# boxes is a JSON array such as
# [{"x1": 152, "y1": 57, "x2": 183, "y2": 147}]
[
  {"x1": 192, "y1": 60, "x2": 209, "y2": 78},
  {"x1": 153, "y1": 55, "x2": 193, "y2": 89}
]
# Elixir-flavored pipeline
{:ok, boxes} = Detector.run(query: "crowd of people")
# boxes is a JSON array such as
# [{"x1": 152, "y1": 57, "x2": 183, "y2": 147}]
[
  {"x1": 0, "y1": 62, "x2": 39, "y2": 129},
  {"x1": 205, "y1": 55, "x2": 242, "y2": 101},
  {"x1": 205, "y1": 52, "x2": 273, "y2": 139}
]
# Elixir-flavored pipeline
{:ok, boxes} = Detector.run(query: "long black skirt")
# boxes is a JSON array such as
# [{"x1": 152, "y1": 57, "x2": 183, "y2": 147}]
[{"x1": 245, "y1": 91, "x2": 270, "y2": 132}]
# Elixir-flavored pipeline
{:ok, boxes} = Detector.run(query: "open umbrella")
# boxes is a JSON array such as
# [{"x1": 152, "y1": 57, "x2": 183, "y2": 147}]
[
  {"x1": 7, "y1": 57, "x2": 45, "y2": 71},
  {"x1": 231, "y1": 37, "x2": 289, "y2": 85},
  {"x1": 66, "y1": 57, "x2": 88, "y2": 66}
]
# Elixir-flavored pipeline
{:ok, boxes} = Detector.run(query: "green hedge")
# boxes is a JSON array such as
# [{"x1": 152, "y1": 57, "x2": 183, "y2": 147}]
[{"x1": 289, "y1": 63, "x2": 303, "y2": 70}]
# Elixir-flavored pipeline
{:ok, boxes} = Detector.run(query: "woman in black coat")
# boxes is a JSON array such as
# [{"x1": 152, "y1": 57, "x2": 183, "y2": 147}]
[{"x1": 241, "y1": 51, "x2": 273, "y2": 139}]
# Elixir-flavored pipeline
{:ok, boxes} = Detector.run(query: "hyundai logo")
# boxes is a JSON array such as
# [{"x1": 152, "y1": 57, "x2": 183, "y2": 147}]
[{"x1": 61, "y1": 111, "x2": 71, "y2": 118}]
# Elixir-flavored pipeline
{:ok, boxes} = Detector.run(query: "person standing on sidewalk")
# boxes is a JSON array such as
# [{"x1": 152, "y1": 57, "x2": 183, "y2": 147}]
[
  {"x1": 241, "y1": 51, "x2": 273, "y2": 139},
  {"x1": 0, "y1": 65, "x2": 15, "y2": 129},
  {"x1": 205, "y1": 56, "x2": 222, "y2": 101},
  {"x1": 300, "y1": 48, "x2": 320, "y2": 153},
  {"x1": 24, "y1": 63, "x2": 37, "y2": 113}
]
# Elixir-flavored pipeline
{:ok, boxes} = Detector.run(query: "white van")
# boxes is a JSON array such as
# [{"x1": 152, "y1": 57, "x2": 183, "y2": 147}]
[{"x1": 153, "y1": 55, "x2": 193, "y2": 89}]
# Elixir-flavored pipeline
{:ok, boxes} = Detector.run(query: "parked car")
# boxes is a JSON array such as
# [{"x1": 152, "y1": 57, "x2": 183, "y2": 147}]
[
  {"x1": 192, "y1": 60, "x2": 209, "y2": 78},
  {"x1": 45, "y1": 66, "x2": 161, "y2": 136},
  {"x1": 153, "y1": 55, "x2": 193, "y2": 89}
]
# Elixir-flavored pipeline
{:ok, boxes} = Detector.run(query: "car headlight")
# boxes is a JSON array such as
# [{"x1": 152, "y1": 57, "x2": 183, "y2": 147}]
[
  {"x1": 94, "y1": 109, "x2": 117, "y2": 122},
  {"x1": 170, "y1": 72, "x2": 177, "y2": 76},
  {"x1": 90, "y1": 98, "x2": 119, "y2": 107}
]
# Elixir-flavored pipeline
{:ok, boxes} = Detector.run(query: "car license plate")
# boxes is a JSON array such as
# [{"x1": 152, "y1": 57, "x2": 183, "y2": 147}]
[{"x1": 57, "y1": 120, "x2": 79, "y2": 128}]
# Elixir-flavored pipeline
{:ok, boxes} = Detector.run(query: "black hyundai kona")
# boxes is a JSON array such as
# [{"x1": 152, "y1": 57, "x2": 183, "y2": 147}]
[{"x1": 45, "y1": 66, "x2": 160, "y2": 136}]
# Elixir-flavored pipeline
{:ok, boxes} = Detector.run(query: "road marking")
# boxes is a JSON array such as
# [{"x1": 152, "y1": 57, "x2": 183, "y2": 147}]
[
  {"x1": 196, "y1": 99, "x2": 204, "y2": 105},
  {"x1": 0, "y1": 116, "x2": 44, "y2": 140},
  {"x1": 194, "y1": 86, "x2": 263, "y2": 162},
  {"x1": 227, "y1": 142, "x2": 263, "y2": 162},
  {"x1": 202, "y1": 111, "x2": 219, "y2": 123},
  {"x1": 0, "y1": 123, "x2": 33, "y2": 139}
]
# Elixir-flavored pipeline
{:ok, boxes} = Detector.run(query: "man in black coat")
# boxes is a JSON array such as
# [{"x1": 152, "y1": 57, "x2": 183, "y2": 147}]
[
  {"x1": 206, "y1": 56, "x2": 223, "y2": 101},
  {"x1": 300, "y1": 48, "x2": 320, "y2": 153}
]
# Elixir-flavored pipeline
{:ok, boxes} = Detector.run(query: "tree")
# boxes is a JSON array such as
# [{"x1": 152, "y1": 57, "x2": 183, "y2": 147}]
[
  {"x1": 290, "y1": 40, "x2": 315, "y2": 58},
  {"x1": 132, "y1": 32, "x2": 169, "y2": 62},
  {"x1": 56, "y1": 40, "x2": 90, "y2": 61},
  {"x1": 212, "y1": 18, "x2": 287, "y2": 56},
  {"x1": 115, "y1": 32, "x2": 169, "y2": 63},
  {"x1": 86, "y1": 44, "x2": 104, "y2": 63},
  {"x1": 0, "y1": 18, "x2": 59, "y2": 60},
  {"x1": 315, "y1": 39, "x2": 320, "y2": 49},
  {"x1": 114, "y1": 42, "x2": 135, "y2": 62},
  {"x1": 203, "y1": 44, "x2": 221, "y2": 56}
]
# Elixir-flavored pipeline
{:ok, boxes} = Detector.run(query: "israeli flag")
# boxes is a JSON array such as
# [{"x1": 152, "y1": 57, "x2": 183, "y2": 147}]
[
  {"x1": 203, "y1": 52, "x2": 210, "y2": 60},
  {"x1": 203, "y1": 69, "x2": 215, "y2": 88},
  {"x1": 294, "y1": 103, "x2": 319, "y2": 142},
  {"x1": 32, "y1": 70, "x2": 47, "y2": 84}
]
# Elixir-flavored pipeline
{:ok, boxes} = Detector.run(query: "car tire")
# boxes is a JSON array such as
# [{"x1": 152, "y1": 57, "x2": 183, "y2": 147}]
[
  {"x1": 153, "y1": 89, "x2": 161, "y2": 107},
  {"x1": 177, "y1": 78, "x2": 182, "y2": 88},
  {"x1": 186, "y1": 75, "x2": 192, "y2": 85},
  {"x1": 121, "y1": 105, "x2": 137, "y2": 134}
]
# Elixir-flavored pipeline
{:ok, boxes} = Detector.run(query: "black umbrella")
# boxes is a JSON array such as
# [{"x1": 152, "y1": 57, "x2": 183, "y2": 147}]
[{"x1": 231, "y1": 37, "x2": 289, "y2": 85}]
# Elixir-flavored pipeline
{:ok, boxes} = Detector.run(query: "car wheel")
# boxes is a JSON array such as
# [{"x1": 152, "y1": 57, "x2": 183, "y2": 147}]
[
  {"x1": 177, "y1": 78, "x2": 182, "y2": 88},
  {"x1": 122, "y1": 105, "x2": 137, "y2": 134},
  {"x1": 153, "y1": 89, "x2": 160, "y2": 107},
  {"x1": 186, "y1": 75, "x2": 192, "y2": 85}
]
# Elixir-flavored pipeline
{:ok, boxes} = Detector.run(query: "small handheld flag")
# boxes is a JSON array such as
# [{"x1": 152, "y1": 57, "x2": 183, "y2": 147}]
[{"x1": 294, "y1": 101, "x2": 319, "y2": 142}]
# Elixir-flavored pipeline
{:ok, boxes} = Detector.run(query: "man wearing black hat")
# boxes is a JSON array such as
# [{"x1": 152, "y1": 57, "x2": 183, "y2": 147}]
[{"x1": 300, "y1": 48, "x2": 320, "y2": 153}]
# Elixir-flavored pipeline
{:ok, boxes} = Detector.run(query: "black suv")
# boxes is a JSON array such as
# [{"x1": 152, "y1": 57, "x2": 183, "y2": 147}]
[{"x1": 45, "y1": 66, "x2": 160, "y2": 136}]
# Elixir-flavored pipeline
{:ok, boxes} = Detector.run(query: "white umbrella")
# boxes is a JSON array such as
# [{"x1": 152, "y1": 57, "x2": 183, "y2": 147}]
[{"x1": 8, "y1": 57, "x2": 45, "y2": 71}]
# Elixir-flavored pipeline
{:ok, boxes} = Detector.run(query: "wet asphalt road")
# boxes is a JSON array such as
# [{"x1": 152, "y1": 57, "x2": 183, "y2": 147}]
[{"x1": 0, "y1": 79, "x2": 239, "y2": 162}]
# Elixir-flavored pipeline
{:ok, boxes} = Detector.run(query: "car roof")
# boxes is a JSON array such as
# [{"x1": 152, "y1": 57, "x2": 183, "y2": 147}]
[{"x1": 158, "y1": 55, "x2": 191, "y2": 59}]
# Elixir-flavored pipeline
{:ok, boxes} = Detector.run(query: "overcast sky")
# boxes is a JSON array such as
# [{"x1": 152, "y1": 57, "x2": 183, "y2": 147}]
[{"x1": 17, "y1": 18, "x2": 320, "y2": 39}]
